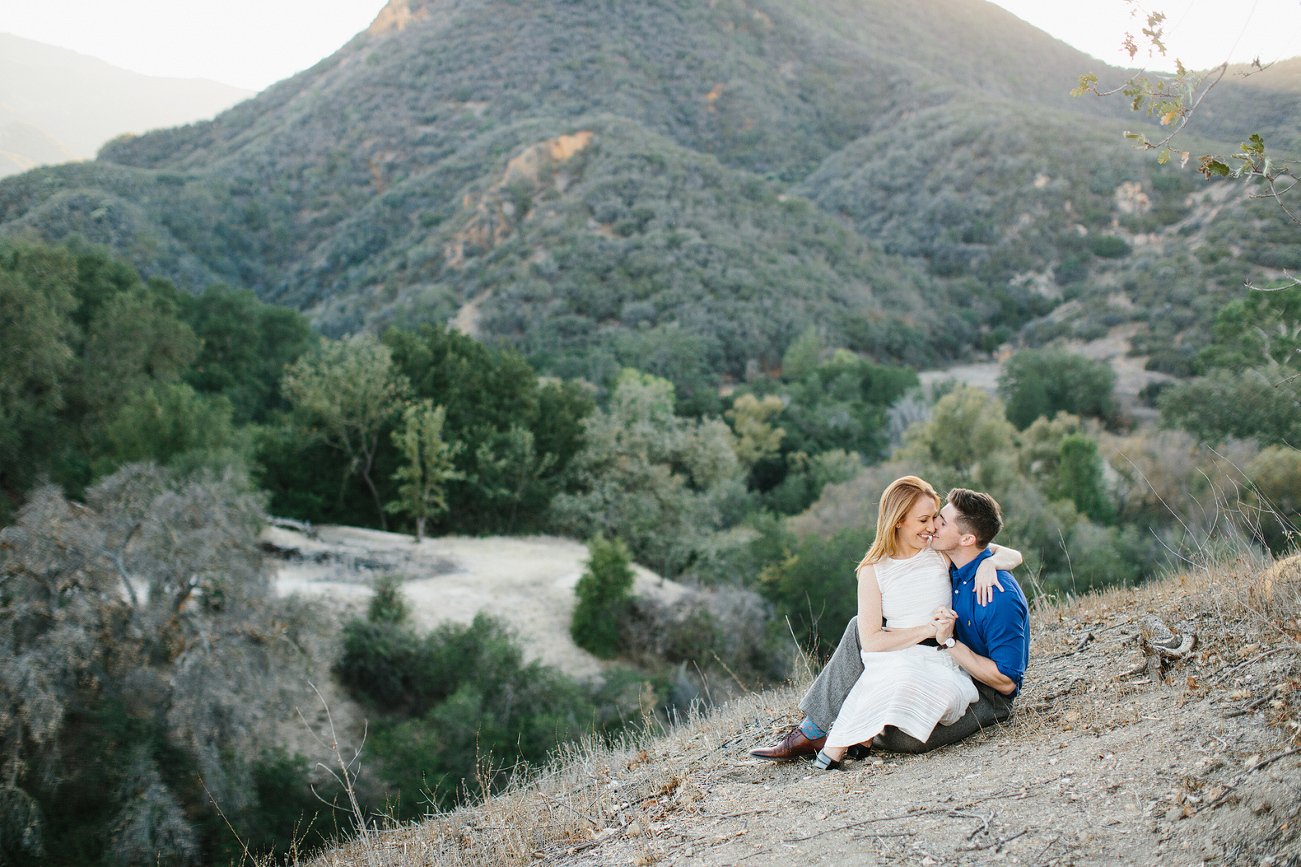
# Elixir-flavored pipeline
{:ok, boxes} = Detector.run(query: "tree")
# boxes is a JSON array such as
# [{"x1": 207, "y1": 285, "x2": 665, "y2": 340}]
[
  {"x1": 103, "y1": 383, "x2": 236, "y2": 470},
  {"x1": 0, "y1": 463, "x2": 324, "y2": 864},
  {"x1": 385, "y1": 400, "x2": 463, "y2": 542},
  {"x1": 385, "y1": 324, "x2": 592, "y2": 534},
  {"x1": 570, "y1": 536, "x2": 636, "y2": 658},
  {"x1": 781, "y1": 327, "x2": 823, "y2": 381},
  {"x1": 282, "y1": 334, "x2": 410, "y2": 529},
  {"x1": 896, "y1": 385, "x2": 1018, "y2": 483},
  {"x1": 1054, "y1": 433, "x2": 1115, "y2": 524},
  {"x1": 550, "y1": 369, "x2": 742, "y2": 577},
  {"x1": 0, "y1": 245, "x2": 77, "y2": 519},
  {"x1": 1247, "y1": 445, "x2": 1301, "y2": 553},
  {"x1": 1072, "y1": 1, "x2": 1299, "y2": 232},
  {"x1": 726, "y1": 393, "x2": 786, "y2": 467},
  {"x1": 999, "y1": 348, "x2": 1117, "y2": 430},
  {"x1": 471, "y1": 426, "x2": 556, "y2": 535},
  {"x1": 180, "y1": 284, "x2": 319, "y2": 425},
  {"x1": 1158, "y1": 368, "x2": 1301, "y2": 447}
]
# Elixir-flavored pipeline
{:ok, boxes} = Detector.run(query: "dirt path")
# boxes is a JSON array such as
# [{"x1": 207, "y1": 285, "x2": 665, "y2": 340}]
[{"x1": 266, "y1": 524, "x2": 685, "y2": 680}]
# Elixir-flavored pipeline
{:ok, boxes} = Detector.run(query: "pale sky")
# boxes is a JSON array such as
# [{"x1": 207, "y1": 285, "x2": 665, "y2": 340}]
[{"x1": 0, "y1": 0, "x2": 1297, "y2": 92}]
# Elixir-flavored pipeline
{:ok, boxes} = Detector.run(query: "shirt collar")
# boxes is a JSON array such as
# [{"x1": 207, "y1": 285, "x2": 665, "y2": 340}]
[{"x1": 949, "y1": 547, "x2": 994, "y2": 587}]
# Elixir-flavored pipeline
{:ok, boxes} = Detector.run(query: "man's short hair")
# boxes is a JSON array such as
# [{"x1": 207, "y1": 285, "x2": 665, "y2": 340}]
[{"x1": 947, "y1": 488, "x2": 1003, "y2": 547}]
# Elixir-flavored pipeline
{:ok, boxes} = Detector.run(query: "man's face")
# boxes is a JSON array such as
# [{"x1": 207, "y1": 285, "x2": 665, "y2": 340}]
[{"x1": 931, "y1": 503, "x2": 971, "y2": 553}]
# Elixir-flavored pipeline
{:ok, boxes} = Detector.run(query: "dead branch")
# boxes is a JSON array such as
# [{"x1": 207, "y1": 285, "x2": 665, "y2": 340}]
[
  {"x1": 1053, "y1": 631, "x2": 1095, "y2": 659},
  {"x1": 1119, "y1": 616, "x2": 1197, "y2": 680},
  {"x1": 963, "y1": 828, "x2": 1029, "y2": 851}
]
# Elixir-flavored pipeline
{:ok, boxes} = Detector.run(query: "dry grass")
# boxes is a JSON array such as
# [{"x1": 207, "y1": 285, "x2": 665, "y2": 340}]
[
  {"x1": 296, "y1": 686, "x2": 808, "y2": 867},
  {"x1": 290, "y1": 545, "x2": 1301, "y2": 867}
]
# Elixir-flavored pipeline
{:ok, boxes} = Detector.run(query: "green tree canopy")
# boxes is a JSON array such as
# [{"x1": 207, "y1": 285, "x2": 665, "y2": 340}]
[
  {"x1": 999, "y1": 347, "x2": 1117, "y2": 430},
  {"x1": 281, "y1": 334, "x2": 410, "y2": 529},
  {"x1": 385, "y1": 323, "x2": 594, "y2": 534},
  {"x1": 570, "y1": 535, "x2": 636, "y2": 658},
  {"x1": 180, "y1": 284, "x2": 319, "y2": 425},
  {"x1": 386, "y1": 400, "x2": 463, "y2": 542},
  {"x1": 896, "y1": 385, "x2": 1018, "y2": 484},
  {"x1": 551, "y1": 369, "x2": 741, "y2": 576}
]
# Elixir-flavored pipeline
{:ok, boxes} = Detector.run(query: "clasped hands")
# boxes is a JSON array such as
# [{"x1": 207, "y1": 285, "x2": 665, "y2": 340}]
[{"x1": 930, "y1": 607, "x2": 957, "y2": 645}]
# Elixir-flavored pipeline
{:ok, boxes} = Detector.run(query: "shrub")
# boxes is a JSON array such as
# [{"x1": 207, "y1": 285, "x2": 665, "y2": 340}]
[
  {"x1": 570, "y1": 536, "x2": 636, "y2": 658},
  {"x1": 1054, "y1": 433, "x2": 1115, "y2": 523},
  {"x1": 1087, "y1": 234, "x2": 1131, "y2": 258},
  {"x1": 757, "y1": 525, "x2": 872, "y2": 656},
  {"x1": 1158, "y1": 369, "x2": 1301, "y2": 447},
  {"x1": 999, "y1": 348, "x2": 1117, "y2": 430},
  {"x1": 1247, "y1": 445, "x2": 1301, "y2": 554},
  {"x1": 369, "y1": 574, "x2": 412, "y2": 624}
]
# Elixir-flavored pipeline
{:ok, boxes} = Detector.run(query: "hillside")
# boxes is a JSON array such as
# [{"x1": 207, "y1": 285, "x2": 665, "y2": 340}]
[
  {"x1": 0, "y1": 33, "x2": 252, "y2": 173},
  {"x1": 3, "y1": 0, "x2": 1299, "y2": 384},
  {"x1": 308, "y1": 554, "x2": 1301, "y2": 867}
]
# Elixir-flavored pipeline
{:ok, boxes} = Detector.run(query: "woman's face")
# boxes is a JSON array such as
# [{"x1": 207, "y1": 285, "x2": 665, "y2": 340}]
[{"x1": 895, "y1": 496, "x2": 938, "y2": 550}]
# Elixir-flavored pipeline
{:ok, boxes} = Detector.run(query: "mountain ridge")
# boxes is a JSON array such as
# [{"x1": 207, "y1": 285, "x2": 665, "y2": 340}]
[
  {"x1": 0, "y1": 32, "x2": 252, "y2": 172},
  {"x1": 3, "y1": 0, "x2": 1300, "y2": 382}
]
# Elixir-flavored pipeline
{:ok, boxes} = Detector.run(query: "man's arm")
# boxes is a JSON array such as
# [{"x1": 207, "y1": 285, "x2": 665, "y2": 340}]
[
  {"x1": 944, "y1": 641, "x2": 1017, "y2": 695},
  {"x1": 941, "y1": 568, "x2": 1029, "y2": 695}
]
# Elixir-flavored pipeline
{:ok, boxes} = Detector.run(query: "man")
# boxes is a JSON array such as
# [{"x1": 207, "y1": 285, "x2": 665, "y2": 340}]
[{"x1": 752, "y1": 488, "x2": 1029, "y2": 759}]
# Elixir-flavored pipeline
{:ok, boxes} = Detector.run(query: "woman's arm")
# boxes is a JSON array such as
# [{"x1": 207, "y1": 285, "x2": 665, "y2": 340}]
[
  {"x1": 856, "y1": 565, "x2": 940, "y2": 652},
  {"x1": 973, "y1": 544, "x2": 1023, "y2": 606},
  {"x1": 987, "y1": 543, "x2": 1022, "y2": 571}
]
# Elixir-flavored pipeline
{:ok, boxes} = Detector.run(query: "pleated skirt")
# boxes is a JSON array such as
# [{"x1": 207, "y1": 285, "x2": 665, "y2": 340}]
[{"x1": 825, "y1": 645, "x2": 979, "y2": 748}]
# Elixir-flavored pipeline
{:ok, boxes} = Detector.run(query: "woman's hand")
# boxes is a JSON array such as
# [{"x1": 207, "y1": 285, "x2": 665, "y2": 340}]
[
  {"x1": 974, "y1": 559, "x2": 1003, "y2": 607},
  {"x1": 931, "y1": 606, "x2": 957, "y2": 644}
]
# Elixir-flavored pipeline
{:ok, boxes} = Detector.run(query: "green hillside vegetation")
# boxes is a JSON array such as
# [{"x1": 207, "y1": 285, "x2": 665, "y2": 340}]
[
  {"x1": 4, "y1": 0, "x2": 1297, "y2": 395},
  {"x1": 3, "y1": 0, "x2": 1301, "y2": 862}
]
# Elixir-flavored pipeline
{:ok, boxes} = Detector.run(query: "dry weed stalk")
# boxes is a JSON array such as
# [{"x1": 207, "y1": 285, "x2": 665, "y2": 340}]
[
  {"x1": 298, "y1": 683, "x2": 380, "y2": 867},
  {"x1": 303, "y1": 683, "x2": 802, "y2": 867}
]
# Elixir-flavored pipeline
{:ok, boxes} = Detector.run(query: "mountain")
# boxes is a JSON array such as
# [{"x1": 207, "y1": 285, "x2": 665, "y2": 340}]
[
  {"x1": 1, "y1": 0, "x2": 1298, "y2": 384},
  {"x1": 0, "y1": 105, "x2": 75, "y2": 175},
  {"x1": 0, "y1": 33, "x2": 252, "y2": 173}
]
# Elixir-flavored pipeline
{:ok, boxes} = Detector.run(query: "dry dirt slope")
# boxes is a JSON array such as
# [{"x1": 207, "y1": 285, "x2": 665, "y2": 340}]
[{"x1": 307, "y1": 555, "x2": 1301, "y2": 867}]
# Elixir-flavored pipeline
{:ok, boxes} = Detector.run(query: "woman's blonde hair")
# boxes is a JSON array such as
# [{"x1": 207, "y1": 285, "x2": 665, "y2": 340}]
[{"x1": 857, "y1": 475, "x2": 940, "y2": 569}]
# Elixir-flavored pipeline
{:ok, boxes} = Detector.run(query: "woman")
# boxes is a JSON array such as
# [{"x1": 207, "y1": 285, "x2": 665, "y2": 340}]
[{"x1": 810, "y1": 475, "x2": 1020, "y2": 770}]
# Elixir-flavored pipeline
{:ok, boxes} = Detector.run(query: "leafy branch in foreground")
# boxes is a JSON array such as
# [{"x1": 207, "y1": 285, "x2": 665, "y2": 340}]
[{"x1": 1071, "y1": 0, "x2": 1299, "y2": 227}]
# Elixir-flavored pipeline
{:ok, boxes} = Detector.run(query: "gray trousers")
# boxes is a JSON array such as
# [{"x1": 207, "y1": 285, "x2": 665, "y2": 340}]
[{"x1": 797, "y1": 617, "x2": 1015, "y2": 754}]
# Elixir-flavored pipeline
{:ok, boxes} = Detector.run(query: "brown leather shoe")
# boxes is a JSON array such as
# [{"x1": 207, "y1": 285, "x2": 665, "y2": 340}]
[{"x1": 750, "y1": 728, "x2": 826, "y2": 760}]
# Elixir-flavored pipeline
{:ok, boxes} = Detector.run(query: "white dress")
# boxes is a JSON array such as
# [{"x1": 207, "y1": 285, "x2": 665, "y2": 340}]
[{"x1": 824, "y1": 548, "x2": 979, "y2": 749}]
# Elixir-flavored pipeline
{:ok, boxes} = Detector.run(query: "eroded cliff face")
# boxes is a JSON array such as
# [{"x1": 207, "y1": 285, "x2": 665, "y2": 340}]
[
  {"x1": 367, "y1": 0, "x2": 431, "y2": 37},
  {"x1": 445, "y1": 130, "x2": 594, "y2": 268}
]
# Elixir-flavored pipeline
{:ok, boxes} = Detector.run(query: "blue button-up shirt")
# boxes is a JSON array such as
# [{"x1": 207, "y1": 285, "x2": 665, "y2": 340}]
[{"x1": 950, "y1": 548, "x2": 1029, "y2": 695}]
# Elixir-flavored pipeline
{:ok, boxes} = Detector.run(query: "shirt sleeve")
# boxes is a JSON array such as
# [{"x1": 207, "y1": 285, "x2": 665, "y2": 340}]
[{"x1": 980, "y1": 571, "x2": 1029, "y2": 693}]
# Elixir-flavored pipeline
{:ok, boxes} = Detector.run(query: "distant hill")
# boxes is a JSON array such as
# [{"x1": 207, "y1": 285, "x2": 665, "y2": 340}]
[
  {"x1": 0, "y1": 32, "x2": 252, "y2": 173},
  {"x1": 1, "y1": 0, "x2": 1299, "y2": 383},
  {"x1": 0, "y1": 105, "x2": 75, "y2": 175}
]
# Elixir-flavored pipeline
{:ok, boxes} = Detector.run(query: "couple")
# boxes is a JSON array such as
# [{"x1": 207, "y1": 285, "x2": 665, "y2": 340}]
[{"x1": 753, "y1": 476, "x2": 1030, "y2": 769}]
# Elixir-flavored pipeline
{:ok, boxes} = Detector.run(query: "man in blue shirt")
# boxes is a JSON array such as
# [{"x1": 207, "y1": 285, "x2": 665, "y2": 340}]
[{"x1": 752, "y1": 488, "x2": 1029, "y2": 758}]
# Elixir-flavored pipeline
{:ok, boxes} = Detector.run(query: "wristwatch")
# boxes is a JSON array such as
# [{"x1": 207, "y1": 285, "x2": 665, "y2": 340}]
[{"x1": 937, "y1": 637, "x2": 956, "y2": 651}]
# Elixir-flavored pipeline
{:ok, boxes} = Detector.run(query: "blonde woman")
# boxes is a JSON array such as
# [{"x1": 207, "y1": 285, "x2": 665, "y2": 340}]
[{"x1": 807, "y1": 476, "x2": 1021, "y2": 770}]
